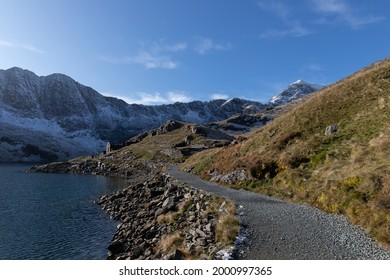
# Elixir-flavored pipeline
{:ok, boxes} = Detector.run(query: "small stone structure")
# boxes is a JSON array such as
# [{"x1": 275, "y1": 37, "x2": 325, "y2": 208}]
[{"x1": 106, "y1": 142, "x2": 111, "y2": 153}]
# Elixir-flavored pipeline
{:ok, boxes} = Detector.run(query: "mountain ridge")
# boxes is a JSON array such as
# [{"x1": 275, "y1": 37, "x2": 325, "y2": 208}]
[{"x1": 0, "y1": 67, "x2": 264, "y2": 162}]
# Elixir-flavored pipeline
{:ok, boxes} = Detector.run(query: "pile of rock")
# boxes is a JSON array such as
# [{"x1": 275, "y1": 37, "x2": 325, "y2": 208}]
[
  {"x1": 209, "y1": 169, "x2": 251, "y2": 184},
  {"x1": 96, "y1": 173, "x2": 233, "y2": 260}
]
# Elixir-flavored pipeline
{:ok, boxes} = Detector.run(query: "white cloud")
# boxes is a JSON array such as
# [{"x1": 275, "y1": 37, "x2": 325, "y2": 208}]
[
  {"x1": 258, "y1": 0, "x2": 383, "y2": 38},
  {"x1": 305, "y1": 63, "x2": 324, "y2": 71},
  {"x1": 347, "y1": 15, "x2": 385, "y2": 28},
  {"x1": 257, "y1": 1, "x2": 290, "y2": 20},
  {"x1": 260, "y1": 22, "x2": 311, "y2": 38},
  {"x1": 194, "y1": 38, "x2": 231, "y2": 54},
  {"x1": 167, "y1": 91, "x2": 192, "y2": 103},
  {"x1": 311, "y1": 0, "x2": 385, "y2": 28},
  {"x1": 257, "y1": 1, "x2": 312, "y2": 38},
  {"x1": 101, "y1": 37, "x2": 231, "y2": 69},
  {"x1": 131, "y1": 51, "x2": 177, "y2": 69},
  {"x1": 103, "y1": 90, "x2": 193, "y2": 105},
  {"x1": 99, "y1": 41, "x2": 188, "y2": 69},
  {"x1": 0, "y1": 40, "x2": 44, "y2": 54},
  {"x1": 104, "y1": 92, "x2": 167, "y2": 105},
  {"x1": 312, "y1": 0, "x2": 347, "y2": 13},
  {"x1": 211, "y1": 93, "x2": 229, "y2": 100},
  {"x1": 147, "y1": 41, "x2": 188, "y2": 53},
  {"x1": 161, "y1": 42, "x2": 188, "y2": 52},
  {"x1": 99, "y1": 51, "x2": 177, "y2": 69}
]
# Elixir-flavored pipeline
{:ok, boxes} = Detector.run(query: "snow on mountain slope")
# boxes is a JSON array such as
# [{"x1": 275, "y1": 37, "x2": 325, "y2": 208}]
[
  {"x1": 269, "y1": 80, "x2": 324, "y2": 106},
  {"x1": 0, "y1": 67, "x2": 264, "y2": 162}
]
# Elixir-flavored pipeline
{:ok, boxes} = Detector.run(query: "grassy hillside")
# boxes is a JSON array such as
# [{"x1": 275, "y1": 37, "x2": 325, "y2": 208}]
[{"x1": 183, "y1": 58, "x2": 390, "y2": 248}]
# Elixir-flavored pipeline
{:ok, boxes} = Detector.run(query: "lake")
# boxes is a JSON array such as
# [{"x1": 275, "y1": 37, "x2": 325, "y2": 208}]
[{"x1": 0, "y1": 163, "x2": 126, "y2": 259}]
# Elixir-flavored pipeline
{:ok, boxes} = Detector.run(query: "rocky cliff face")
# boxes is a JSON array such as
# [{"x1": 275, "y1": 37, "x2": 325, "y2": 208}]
[{"x1": 0, "y1": 67, "x2": 264, "y2": 162}]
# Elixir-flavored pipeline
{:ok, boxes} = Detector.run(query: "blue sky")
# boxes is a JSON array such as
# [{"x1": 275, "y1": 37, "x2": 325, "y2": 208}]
[{"x1": 0, "y1": 0, "x2": 389, "y2": 104}]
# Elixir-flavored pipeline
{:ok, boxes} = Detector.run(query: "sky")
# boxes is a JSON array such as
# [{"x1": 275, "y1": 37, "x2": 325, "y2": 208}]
[{"x1": 0, "y1": 0, "x2": 389, "y2": 105}]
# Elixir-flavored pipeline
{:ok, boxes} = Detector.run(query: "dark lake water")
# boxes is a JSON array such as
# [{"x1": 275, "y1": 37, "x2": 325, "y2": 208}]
[{"x1": 0, "y1": 163, "x2": 126, "y2": 260}]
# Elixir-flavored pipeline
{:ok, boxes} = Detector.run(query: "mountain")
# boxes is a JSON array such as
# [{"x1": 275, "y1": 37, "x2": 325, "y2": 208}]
[
  {"x1": 182, "y1": 57, "x2": 390, "y2": 249},
  {"x1": 269, "y1": 80, "x2": 323, "y2": 105},
  {"x1": 0, "y1": 67, "x2": 264, "y2": 162}
]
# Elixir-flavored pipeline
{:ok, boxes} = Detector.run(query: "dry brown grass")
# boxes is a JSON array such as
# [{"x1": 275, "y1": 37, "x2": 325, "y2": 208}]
[
  {"x1": 156, "y1": 212, "x2": 177, "y2": 224},
  {"x1": 155, "y1": 232, "x2": 190, "y2": 257},
  {"x1": 215, "y1": 211, "x2": 240, "y2": 246}
]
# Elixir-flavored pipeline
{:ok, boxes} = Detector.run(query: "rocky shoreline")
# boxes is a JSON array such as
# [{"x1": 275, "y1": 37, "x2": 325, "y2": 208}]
[
  {"x1": 29, "y1": 161, "x2": 240, "y2": 260},
  {"x1": 96, "y1": 172, "x2": 239, "y2": 260}
]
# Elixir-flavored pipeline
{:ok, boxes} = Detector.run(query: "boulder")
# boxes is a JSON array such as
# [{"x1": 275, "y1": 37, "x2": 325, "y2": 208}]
[
  {"x1": 164, "y1": 197, "x2": 177, "y2": 211},
  {"x1": 325, "y1": 124, "x2": 338, "y2": 135},
  {"x1": 107, "y1": 241, "x2": 125, "y2": 255},
  {"x1": 154, "y1": 208, "x2": 165, "y2": 217}
]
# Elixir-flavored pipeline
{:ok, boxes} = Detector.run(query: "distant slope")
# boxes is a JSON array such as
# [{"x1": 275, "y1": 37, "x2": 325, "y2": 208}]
[
  {"x1": 0, "y1": 67, "x2": 263, "y2": 162},
  {"x1": 184, "y1": 57, "x2": 390, "y2": 248},
  {"x1": 30, "y1": 120, "x2": 236, "y2": 176}
]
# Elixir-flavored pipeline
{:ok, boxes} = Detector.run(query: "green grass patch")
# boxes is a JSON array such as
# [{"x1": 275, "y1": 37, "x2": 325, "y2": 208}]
[
  {"x1": 309, "y1": 150, "x2": 327, "y2": 168},
  {"x1": 192, "y1": 156, "x2": 215, "y2": 174}
]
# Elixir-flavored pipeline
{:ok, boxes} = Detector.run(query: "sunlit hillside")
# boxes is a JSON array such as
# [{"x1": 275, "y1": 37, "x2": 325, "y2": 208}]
[{"x1": 183, "y1": 58, "x2": 390, "y2": 248}]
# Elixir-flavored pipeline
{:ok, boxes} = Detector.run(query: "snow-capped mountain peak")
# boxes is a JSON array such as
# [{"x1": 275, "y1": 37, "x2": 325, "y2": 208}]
[
  {"x1": 269, "y1": 80, "x2": 324, "y2": 106},
  {"x1": 292, "y1": 79, "x2": 304, "y2": 85},
  {"x1": 291, "y1": 79, "x2": 323, "y2": 89}
]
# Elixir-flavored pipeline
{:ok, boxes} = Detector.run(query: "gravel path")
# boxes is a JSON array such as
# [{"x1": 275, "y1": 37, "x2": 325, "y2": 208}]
[{"x1": 168, "y1": 165, "x2": 390, "y2": 260}]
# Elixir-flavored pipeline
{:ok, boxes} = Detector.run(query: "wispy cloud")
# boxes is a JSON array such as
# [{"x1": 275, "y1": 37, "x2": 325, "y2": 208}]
[
  {"x1": 99, "y1": 41, "x2": 186, "y2": 70},
  {"x1": 257, "y1": 1, "x2": 312, "y2": 38},
  {"x1": 0, "y1": 40, "x2": 44, "y2": 54},
  {"x1": 312, "y1": 0, "x2": 347, "y2": 13},
  {"x1": 311, "y1": 0, "x2": 385, "y2": 28},
  {"x1": 104, "y1": 90, "x2": 193, "y2": 105},
  {"x1": 257, "y1": 1, "x2": 290, "y2": 20},
  {"x1": 99, "y1": 51, "x2": 177, "y2": 70},
  {"x1": 260, "y1": 22, "x2": 311, "y2": 38},
  {"x1": 158, "y1": 42, "x2": 188, "y2": 52},
  {"x1": 303, "y1": 63, "x2": 325, "y2": 72},
  {"x1": 194, "y1": 38, "x2": 231, "y2": 54},
  {"x1": 211, "y1": 93, "x2": 229, "y2": 100},
  {"x1": 100, "y1": 38, "x2": 231, "y2": 69},
  {"x1": 130, "y1": 51, "x2": 177, "y2": 69},
  {"x1": 257, "y1": 0, "x2": 384, "y2": 38}
]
